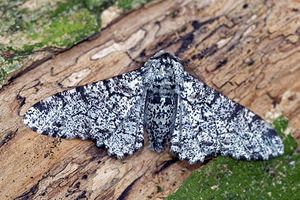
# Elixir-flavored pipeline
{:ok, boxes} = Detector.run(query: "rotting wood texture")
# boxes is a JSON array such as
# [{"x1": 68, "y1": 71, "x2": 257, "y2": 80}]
[{"x1": 1, "y1": 0, "x2": 300, "y2": 199}]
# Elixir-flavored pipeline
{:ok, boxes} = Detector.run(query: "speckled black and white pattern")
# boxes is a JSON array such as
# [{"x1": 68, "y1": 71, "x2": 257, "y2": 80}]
[
  {"x1": 23, "y1": 69, "x2": 145, "y2": 158},
  {"x1": 23, "y1": 50, "x2": 284, "y2": 164}
]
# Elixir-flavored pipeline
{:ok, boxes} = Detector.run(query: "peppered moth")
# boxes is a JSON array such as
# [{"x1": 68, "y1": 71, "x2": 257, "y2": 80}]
[{"x1": 23, "y1": 50, "x2": 284, "y2": 164}]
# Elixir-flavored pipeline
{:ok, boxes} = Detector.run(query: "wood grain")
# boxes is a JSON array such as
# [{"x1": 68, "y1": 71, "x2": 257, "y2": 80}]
[{"x1": 0, "y1": 0, "x2": 299, "y2": 199}]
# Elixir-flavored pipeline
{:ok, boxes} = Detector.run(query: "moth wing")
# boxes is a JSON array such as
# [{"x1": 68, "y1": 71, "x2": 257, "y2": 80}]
[
  {"x1": 23, "y1": 69, "x2": 145, "y2": 158},
  {"x1": 170, "y1": 71, "x2": 284, "y2": 164}
]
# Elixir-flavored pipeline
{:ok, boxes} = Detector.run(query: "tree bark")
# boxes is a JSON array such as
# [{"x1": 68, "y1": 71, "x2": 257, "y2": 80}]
[{"x1": 0, "y1": 0, "x2": 299, "y2": 199}]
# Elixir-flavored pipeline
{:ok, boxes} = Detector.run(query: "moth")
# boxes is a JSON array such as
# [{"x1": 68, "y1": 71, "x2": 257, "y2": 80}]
[{"x1": 23, "y1": 50, "x2": 284, "y2": 164}]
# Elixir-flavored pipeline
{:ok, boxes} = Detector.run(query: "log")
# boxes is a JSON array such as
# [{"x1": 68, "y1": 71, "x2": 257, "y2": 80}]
[{"x1": 0, "y1": 0, "x2": 299, "y2": 199}]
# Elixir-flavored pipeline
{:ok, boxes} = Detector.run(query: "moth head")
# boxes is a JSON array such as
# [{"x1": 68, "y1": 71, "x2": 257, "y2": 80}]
[
  {"x1": 151, "y1": 50, "x2": 180, "y2": 61},
  {"x1": 142, "y1": 50, "x2": 184, "y2": 90}
]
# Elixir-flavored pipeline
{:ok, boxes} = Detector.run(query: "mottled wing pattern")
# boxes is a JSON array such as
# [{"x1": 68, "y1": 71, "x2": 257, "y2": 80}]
[
  {"x1": 23, "y1": 69, "x2": 145, "y2": 158},
  {"x1": 170, "y1": 71, "x2": 284, "y2": 164}
]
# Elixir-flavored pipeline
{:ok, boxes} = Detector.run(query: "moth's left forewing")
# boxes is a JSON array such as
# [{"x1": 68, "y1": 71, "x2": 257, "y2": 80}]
[
  {"x1": 170, "y1": 68, "x2": 284, "y2": 164},
  {"x1": 23, "y1": 68, "x2": 146, "y2": 159}
]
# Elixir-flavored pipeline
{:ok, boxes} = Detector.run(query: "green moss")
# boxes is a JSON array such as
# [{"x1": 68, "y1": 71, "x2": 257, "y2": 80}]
[
  {"x1": 118, "y1": 0, "x2": 133, "y2": 11},
  {"x1": 1, "y1": 1, "x2": 97, "y2": 53},
  {"x1": 273, "y1": 116, "x2": 298, "y2": 155},
  {"x1": 39, "y1": 8, "x2": 98, "y2": 48},
  {"x1": 84, "y1": 0, "x2": 115, "y2": 11},
  {"x1": 0, "y1": 0, "x2": 154, "y2": 88},
  {"x1": 0, "y1": 0, "x2": 155, "y2": 51},
  {"x1": 157, "y1": 185, "x2": 163, "y2": 193},
  {"x1": 117, "y1": 0, "x2": 152, "y2": 11},
  {"x1": 0, "y1": 67, "x2": 7, "y2": 83},
  {"x1": 17, "y1": 1, "x2": 100, "y2": 52},
  {"x1": 0, "y1": 59, "x2": 21, "y2": 86},
  {"x1": 166, "y1": 116, "x2": 300, "y2": 200},
  {"x1": 170, "y1": 10, "x2": 179, "y2": 18}
]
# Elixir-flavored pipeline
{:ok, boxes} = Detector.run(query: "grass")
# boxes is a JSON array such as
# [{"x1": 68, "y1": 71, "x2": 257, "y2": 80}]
[{"x1": 166, "y1": 116, "x2": 299, "y2": 200}]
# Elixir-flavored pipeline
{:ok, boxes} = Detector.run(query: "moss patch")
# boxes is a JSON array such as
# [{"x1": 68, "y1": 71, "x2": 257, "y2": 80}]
[
  {"x1": 33, "y1": 8, "x2": 98, "y2": 48},
  {"x1": 117, "y1": 0, "x2": 153, "y2": 11},
  {"x1": 166, "y1": 116, "x2": 300, "y2": 200},
  {"x1": 0, "y1": 0, "x2": 153, "y2": 87}
]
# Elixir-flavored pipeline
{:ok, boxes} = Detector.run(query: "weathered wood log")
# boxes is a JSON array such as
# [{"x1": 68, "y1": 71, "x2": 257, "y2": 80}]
[{"x1": 0, "y1": 0, "x2": 299, "y2": 199}]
